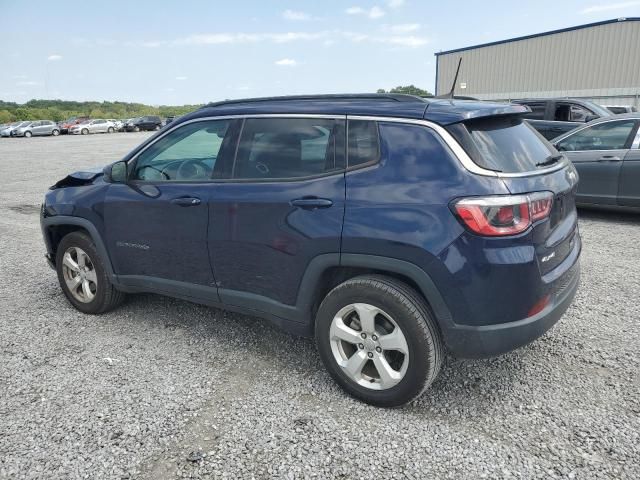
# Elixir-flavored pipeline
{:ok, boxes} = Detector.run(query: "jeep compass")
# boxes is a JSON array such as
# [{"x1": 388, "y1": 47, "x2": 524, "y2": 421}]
[{"x1": 41, "y1": 94, "x2": 581, "y2": 406}]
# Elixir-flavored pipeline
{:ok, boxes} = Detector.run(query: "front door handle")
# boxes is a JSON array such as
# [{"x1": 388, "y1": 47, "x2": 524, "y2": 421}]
[
  {"x1": 171, "y1": 196, "x2": 201, "y2": 206},
  {"x1": 597, "y1": 155, "x2": 621, "y2": 162},
  {"x1": 290, "y1": 197, "x2": 333, "y2": 209}
]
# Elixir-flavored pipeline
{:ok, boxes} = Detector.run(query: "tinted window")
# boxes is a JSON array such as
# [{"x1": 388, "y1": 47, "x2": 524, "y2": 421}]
[
  {"x1": 520, "y1": 102, "x2": 546, "y2": 120},
  {"x1": 234, "y1": 118, "x2": 343, "y2": 179},
  {"x1": 556, "y1": 120, "x2": 636, "y2": 152},
  {"x1": 132, "y1": 120, "x2": 230, "y2": 181},
  {"x1": 448, "y1": 116, "x2": 554, "y2": 173},
  {"x1": 348, "y1": 120, "x2": 380, "y2": 167}
]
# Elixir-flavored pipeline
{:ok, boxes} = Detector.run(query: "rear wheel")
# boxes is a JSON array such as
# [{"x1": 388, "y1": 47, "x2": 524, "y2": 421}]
[
  {"x1": 315, "y1": 275, "x2": 443, "y2": 407},
  {"x1": 52, "y1": 129, "x2": 60, "y2": 136},
  {"x1": 133, "y1": 126, "x2": 140, "y2": 132},
  {"x1": 55, "y1": 232, "x2": 125, "y2": 314},
  {"x1": 107, "y1": 127, "x2": 114, "y2": 133}
]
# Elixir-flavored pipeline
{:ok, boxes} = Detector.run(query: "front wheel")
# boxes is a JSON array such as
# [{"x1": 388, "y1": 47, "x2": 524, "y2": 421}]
[
  {"x1": 24, "y1": 131, "x2": 32, "y2": 138},
  {"x1": 315, "y1": 275, "x2": 443, "y2": 407},
  {"x1": 55, "y1": 232, "x2": 125, "y2": 314},
  {"x1": 81, "y1": 128, "x2": 89, "y2": 135},
  {"x1": 107, "y1": 127, "x2": 114, "y2": 133},
  {"x1": 133, "y1": 126, "x2": 140, "y2": 132}
]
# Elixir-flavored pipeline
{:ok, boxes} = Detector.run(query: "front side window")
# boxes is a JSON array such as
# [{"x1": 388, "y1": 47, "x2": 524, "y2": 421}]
[
  {"x1": 132, "y1": 120, "x2": 231, "y2": 181},
  {"x1": 556, "y1": 120, "x2": 637, "y2": 152},
  {"x1": 233, "y1": 118, "x2": 343, "y2": 180}
]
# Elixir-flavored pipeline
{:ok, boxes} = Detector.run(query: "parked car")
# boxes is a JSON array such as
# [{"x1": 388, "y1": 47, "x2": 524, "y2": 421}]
[
  {"x1": 41, "y1": 94, "x2": 581, "y2": 407},
  {"x1": 604, "y1": 105, "x2": 638, "y2": 114},
  {"x1": 107, "y1": 119, "x2": 123, "y2": 131},
  {"x1": 551, "y1": 113, "x2": 640, "y2": 209},
  {"x1": 164, "y1": 116, "x2": 176, "y2": 126},
  {"x1": 59, "y1": 116, "x2": 90, "y2": 134},
  {"x1": 69, "y1": 119, "x2": 115, "y2": 135},
  {"x1": 511, "y1": 98, "x2": 612, "y2": 140},
  {"x1": 125, "y1": 115, "x2": 162, "y2": 132},
  {"x1": 12, "y1": 120, "x2": 60, "y2": 138},
  {"x1": 0, "y1": 121, "x2": 28, "y2": 137}
]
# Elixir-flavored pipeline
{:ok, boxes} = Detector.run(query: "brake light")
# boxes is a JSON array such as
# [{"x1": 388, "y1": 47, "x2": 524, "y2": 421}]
[{"x1": 453, "y1": 192, "x2": 553, "y2": 237}]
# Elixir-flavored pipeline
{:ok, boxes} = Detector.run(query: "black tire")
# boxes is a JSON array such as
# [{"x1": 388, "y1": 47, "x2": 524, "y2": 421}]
[
  {"x1": 81, "y1": 128, "x2": 89, "y2": 135},
  {"x1": 24, "y1": 131, "x2": 32, "y2": 138},
  {"x1": 55, "y1": 231, "x2": 125, "y2": 314},
  {"x1": 107, "y1": 127, "x2": 114, "y2": 133},
  {"x1": 315, "y1": 275, "x2": 443, "y2": 407},
  {"x1": 52, "y1": 129, "x2": 60, "y2": 136}
]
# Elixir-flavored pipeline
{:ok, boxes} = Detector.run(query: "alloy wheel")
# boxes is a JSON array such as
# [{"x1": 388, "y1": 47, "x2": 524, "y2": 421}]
[
  {"x1": 61, "y1": 246, "x2": 98, "y2": 303},
  {"x1": 329, "y1": 303, "x2": 409, "y2": 390}
]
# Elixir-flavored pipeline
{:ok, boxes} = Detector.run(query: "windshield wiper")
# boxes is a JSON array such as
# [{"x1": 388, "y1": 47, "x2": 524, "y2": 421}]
[{"x1": 536, "y1": 154, "x2": 564, "y2": 168}]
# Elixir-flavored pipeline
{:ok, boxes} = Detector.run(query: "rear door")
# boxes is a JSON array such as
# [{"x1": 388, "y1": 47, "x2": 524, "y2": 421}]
[
  {"x1": 555, "y1": 119, "x2": 638, "y2": 205},
  {"x1": 209, "y1": 115, "x2": 346, "y2": 310},
  {"x1": 617, "y1": 125, "x2": 640, "y2": 207},
  {"x1": 103, "y1": 118, "x2": 238, "y2": 298}
]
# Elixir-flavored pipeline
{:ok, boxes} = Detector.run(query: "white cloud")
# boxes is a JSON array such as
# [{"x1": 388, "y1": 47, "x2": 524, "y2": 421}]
[
  {"x1": 174, "y1": 32, "x2": 325, "y2": 45},
  {"x1": 581, "y1": 1, "x2": 640, "y2": 13},
  {"x1": 387, "y1": 0, "x2": 405, "y2": 7},
  {"x1": 387, "y1": 35, "x2": 429, "y2": 47},
  {"x1": 47, "y1": 54, "x2": 62, "y2": 61},
  {"x1": 346, "y1": 6, "x2": 385, "y2": 18},
  {"x1": 386, "y1": 23, "x2": 420, "y2": 33},
  {"x1": 283, "y1": 9, "x2": 310, "y2": 21},
  {"x1": 275, "y1": 58, "x2": 297, "y2": 66},
  {"x1": 175, "y1": 76, "x2": 188, "y2": 80}
]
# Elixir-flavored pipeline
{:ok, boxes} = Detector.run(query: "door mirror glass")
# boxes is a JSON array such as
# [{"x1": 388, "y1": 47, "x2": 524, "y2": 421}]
[{"x1": 110, "y1": 161, "x2": 128, "y2": 183}]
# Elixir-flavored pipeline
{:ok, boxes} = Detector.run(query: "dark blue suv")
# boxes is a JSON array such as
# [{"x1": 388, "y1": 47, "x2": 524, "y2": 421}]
[{"x1": 41, "y1": 94, "x2": 581, "y2": 406}]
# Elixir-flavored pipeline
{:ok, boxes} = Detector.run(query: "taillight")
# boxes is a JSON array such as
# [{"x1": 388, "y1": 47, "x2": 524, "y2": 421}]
[{"x1": 453, "y1": 192, "x2": 553, "y2": 237}]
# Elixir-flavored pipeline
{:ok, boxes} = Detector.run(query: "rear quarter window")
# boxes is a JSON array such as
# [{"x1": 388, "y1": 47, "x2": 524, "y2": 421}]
[{"x1": 447, "y1": 116, "x2": 554, "y2": 173}]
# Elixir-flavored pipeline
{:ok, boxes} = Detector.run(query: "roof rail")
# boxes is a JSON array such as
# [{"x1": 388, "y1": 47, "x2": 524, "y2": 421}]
[{"x1": 201, "y1": 93, "x2": 429, "y2": 109}]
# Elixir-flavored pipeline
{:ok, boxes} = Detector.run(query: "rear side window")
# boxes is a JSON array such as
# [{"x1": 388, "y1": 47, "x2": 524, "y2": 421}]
[
  {"x1": 447, "y1": 116, "x2": 554, "y2": 173},
  {"x1": 348, "y1": 120, "x2": 380, "y2": 167},
  {"x1": 233, "y1": 118, "x2": 344, "y2": 180},
  {"x1": 519, "y1": 102, "x2": 546, "y2": 120}
]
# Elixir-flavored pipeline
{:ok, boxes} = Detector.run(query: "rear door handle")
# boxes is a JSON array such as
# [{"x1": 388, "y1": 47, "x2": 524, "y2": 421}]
[
  {"x1": 171, "y1": 196, "x2": 201, "y2": 206},
  {"x1": 597, "y1": 155, "x2": 621, "y2": 162},
  {"x1": 290, "y1": 198, "x2": 333, "y2": 209}
]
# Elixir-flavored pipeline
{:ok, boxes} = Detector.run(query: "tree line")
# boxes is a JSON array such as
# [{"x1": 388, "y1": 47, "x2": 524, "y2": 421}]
[{"x1": 0, "y1": 99, "x2": 202, "y2": 124}]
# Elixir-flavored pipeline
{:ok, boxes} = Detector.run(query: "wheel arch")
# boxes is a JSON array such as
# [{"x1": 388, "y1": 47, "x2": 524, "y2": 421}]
[
  {"x1": 298, "y1": 253, "x2": 454, "y2": 333},
  {"x1": 42, "y1": 216, "x2": 115, "y2": 277}
]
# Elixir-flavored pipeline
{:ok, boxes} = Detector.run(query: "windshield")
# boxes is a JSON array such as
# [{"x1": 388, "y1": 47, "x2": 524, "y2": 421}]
[{"x1": 447, "y1": 115, "x2": 556, "y2": 173}]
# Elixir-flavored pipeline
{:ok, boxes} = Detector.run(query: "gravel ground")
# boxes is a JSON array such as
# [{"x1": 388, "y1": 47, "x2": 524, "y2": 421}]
[{"x1": 0, "y1": 133, "x2": 639, "y2": 480}]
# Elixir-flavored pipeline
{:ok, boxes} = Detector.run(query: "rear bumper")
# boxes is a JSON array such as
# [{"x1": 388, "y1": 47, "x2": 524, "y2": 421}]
[{"x1": 442, "y1": 254, "x2": 580, "y2": 359}]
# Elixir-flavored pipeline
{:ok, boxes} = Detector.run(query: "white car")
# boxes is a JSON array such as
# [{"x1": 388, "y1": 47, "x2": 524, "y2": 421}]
[
  {"x1": 69, "y1": 119, "x2": 116, "y2": 135},
  {"x1": 1, "y1": 121, "x2": 29, "y2": 137},
  {"x1": 107, "y1": 119, "x2": 123, "y2": 131}
]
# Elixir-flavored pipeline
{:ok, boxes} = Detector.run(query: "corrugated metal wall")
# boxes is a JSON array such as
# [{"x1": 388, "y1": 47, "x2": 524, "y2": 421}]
[{"x1": 435, "y1": 20, "x2": 640, "y2": 106}]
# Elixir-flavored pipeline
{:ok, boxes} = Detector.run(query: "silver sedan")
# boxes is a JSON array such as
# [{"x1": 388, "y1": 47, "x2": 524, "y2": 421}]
[{"x1": 69, "y1": 119, "x2": 116, "y2": 135}]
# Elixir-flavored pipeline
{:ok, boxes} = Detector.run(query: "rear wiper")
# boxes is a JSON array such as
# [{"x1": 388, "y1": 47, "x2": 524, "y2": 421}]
[{"x1": 536, "y1": 154, "x2": 564, "y2": 168}]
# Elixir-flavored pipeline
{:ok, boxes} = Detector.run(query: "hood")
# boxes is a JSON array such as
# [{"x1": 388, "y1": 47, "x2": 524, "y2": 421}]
[{"x1": 51, "y1": 166, "x2": 104, "y2": 189}]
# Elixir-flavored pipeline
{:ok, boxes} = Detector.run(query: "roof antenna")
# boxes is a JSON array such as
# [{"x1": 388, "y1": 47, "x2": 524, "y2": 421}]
[{"x1": 435, "y1": 57, "x2": 462, "y2": 99}]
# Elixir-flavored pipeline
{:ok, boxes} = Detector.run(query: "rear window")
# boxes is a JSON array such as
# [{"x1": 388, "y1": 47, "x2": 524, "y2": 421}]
[{"x1": 447, "y1": 116, "x2": 554, "y2": 173}]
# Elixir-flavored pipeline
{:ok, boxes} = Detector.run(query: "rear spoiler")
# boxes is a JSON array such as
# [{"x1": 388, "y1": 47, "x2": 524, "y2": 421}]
[{"x1": 424, "y1": 101, "x2": 531, "y2": 125}]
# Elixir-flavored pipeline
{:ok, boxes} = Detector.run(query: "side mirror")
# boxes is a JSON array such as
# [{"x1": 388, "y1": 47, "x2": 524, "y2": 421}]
[{"x1": 105, "y1": 161, "x2": 128, "y2": 183}]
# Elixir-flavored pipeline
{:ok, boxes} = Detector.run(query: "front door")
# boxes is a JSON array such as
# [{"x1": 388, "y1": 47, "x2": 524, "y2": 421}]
[
  {"x1": 103, "y1": 118, "x2": 238, "y2": 297},
  {"x1": 209, "y1": 116, "x2": 346, "y2": 310},
  {"x1": 556, "y1": 119, "x2": 638, "y2": 205}
]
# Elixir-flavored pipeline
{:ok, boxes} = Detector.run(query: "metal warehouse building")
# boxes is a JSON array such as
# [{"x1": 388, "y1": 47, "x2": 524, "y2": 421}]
[{"x1": 435, "y1": 18, "x2": 640, "y2": 108}]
